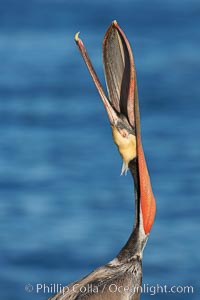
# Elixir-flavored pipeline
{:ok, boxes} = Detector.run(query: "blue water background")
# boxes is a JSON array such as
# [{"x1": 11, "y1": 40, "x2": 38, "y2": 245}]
[{"x1": 0, "y1": 0, "x2": 200, "y2": 299}]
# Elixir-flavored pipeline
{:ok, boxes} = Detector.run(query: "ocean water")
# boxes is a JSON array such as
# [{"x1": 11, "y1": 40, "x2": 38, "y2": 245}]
[{"x1": 0, "y1": 0, "x2": 200, "y2": 299}]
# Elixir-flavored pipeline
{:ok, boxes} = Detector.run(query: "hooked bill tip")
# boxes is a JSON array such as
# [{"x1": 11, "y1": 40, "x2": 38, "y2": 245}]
[
  {"x1": 74, "y1": 32, "x2": 80, "y2": 42},
  {"x1": 112, "y1": 20, "x2": 118, "y2": 26}
]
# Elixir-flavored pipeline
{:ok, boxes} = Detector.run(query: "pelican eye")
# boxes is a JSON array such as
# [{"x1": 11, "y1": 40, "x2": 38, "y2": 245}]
[{"x1": 119, "y1": 129, "x2": 129, "y2": 138}]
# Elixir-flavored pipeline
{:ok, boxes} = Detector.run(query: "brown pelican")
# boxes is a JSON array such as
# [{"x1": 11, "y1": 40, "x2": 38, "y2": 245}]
[{"x1": 49, "y1": 20, "x2": 156, "y2": 300}]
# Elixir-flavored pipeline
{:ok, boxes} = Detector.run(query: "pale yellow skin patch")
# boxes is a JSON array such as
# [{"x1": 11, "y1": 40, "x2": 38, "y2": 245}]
[{"x1": 111, "y1": 126, "x2": 137, "y2": 175}]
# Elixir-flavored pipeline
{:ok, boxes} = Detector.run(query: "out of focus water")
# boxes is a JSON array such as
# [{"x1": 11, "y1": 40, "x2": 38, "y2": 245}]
[{"x1": 0, "y1": 1, "x2": 200, "y2": 299}]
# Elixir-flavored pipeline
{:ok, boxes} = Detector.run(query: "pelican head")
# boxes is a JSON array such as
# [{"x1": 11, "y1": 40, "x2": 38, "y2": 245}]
[
  {"x1": 111, "y1": 124, "x2": 136, "y2": 175},
  {"x1": 75, "y1": 20, "x2": 156, "y2": 238}
]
